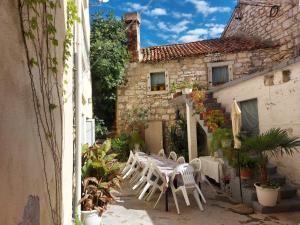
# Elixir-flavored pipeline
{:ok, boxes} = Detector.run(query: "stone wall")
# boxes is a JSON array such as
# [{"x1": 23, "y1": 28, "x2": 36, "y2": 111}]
[
  {"x1": 224, "y1": 0, "x2": 300, "y2": 62},
  {"x1": 116, "y1": 48, "x2": 278, "y2": 138}
]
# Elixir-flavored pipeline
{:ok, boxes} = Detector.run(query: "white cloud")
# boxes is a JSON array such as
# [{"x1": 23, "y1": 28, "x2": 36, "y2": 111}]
[
  {"x1": 149, "y1": 8, "x2": 167, "y2": 16},
  {"x1": 187, "y1": 28, "x2": 208, "y2": 36},
  {"x1": 179, "y1": 23, "x2": 225, "y2": 43},
  {"x1": 205, "y1": 23, "x2": 226, "y2": 37},
  {"x1": 179, "y1": 35, "x2": 203, "y2": 43},
  {"x1": 186, "y1": 0, "x2": 231, "y2": 16},
  {"x1": 125, "y1": 2, "x2": 148, "y2": 12},
  {"x1": 143, "y1": 19, "x2": 156, "y2": 30},
  {"x1": 145, "y1": 40, "x2": 157, "y2": 47},
  {"x1": 158, "y1": 20, "x2": 190, "y2": 34},
  {"x1": 172, "y1": 12, "x2": 193, "y2": 19}
]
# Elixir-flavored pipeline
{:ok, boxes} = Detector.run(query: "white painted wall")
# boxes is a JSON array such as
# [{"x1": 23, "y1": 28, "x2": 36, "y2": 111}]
[
  {"x1": 214, "y1": 60, "x2": 300, "y2": 191},
  {"x1": 0, "y1": 0, "x2": 92, "y2": 224}
]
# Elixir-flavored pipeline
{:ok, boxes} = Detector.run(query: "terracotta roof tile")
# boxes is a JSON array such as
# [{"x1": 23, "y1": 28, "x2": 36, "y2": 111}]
[{"x1": 141, "y1": 37, "x2": 274, "y2": 63}]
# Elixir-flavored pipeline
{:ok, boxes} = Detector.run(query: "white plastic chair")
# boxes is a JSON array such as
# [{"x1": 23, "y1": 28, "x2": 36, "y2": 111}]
[
  {"x1": 170, "y1": 163, "x2": 206, "y2": 214},
  {"x1": 121, "y1": 151, "x2": 134, "y2": 175},
  {"x1": 190, "y1": 158, "x2": 201, "y2": 181},
  {"x1": 122, "y1": 152, "x2": 141, "y2": 179},
  {"x1": 157, "y1": 149, "x2": 166, "y2": 157},
  {"x1": 138, "y1": 163, "x2": 165, "y2": 209},
  {"x1": 176, "y1": 156, "x2": 185, "y2": 164},
  {"x1": 168, "y1": 151, "x2": 177, "y2": 161},
  {"x1": 132, "y1": 160, "x2": 152, "y2": 191}
]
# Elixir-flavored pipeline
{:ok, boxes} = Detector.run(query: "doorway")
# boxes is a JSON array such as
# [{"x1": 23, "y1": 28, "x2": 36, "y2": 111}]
[{"x1": 197, "y1": 123, "x2": 208, "y2": 156}]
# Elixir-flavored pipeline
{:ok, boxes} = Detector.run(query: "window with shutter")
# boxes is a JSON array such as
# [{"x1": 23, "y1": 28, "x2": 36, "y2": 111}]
[
  {"x1": 147, "y1": 71, "x2": 169, "y2": 94},
  {"x1": 240, "y1": 99, "x2": 259, "y2": 136}
]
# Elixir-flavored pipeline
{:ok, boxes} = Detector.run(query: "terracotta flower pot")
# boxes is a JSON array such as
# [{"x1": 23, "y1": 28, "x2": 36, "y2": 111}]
[{"x1": 240, "y1": 168, "x2": 251, "y2": 179}]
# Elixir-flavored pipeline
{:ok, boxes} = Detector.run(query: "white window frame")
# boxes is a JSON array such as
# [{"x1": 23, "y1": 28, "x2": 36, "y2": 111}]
[
  {"x1": 207, "y1": 61, "x2": 234, "y2": 87},
  {"x1": 147, "y1": 70, "x2": 169, "y2": 95}
]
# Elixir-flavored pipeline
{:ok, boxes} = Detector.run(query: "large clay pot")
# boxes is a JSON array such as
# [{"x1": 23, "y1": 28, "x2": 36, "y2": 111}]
[
  {"x1": 81, "y1": 210, "x2": 102, "y2": 225},
  {"x1": 254, "y1": 183, "x2": 280, "y2": 207},
  {"x1": 240, "y1": 168, "x2": 251, "y2": 179}
]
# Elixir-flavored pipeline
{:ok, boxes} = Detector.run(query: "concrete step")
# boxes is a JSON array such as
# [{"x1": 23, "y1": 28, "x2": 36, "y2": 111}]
[
  {"x1": 206, "y1": 92, "x2": 213, "y2": 99},
  {"x1": 269, "y1": 174, "x2": 286, "y2": 186},
  {"x1": 205, "y1": 103, "x2": 222, "y2": 110},
  {"x1": 279, "y1": 185, "x2": 298, "y2": 199},
  {"x1": 252, "y1": 197, "x2": 300, "y2": 214},
  {"x1": 204, "y1": 98, "x2": 218, "y2": 104}
]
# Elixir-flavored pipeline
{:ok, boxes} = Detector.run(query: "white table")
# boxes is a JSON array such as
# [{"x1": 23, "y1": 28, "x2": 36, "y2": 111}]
[{"x1": 199, "y1": 156, "x2": 224, "y2": 183}]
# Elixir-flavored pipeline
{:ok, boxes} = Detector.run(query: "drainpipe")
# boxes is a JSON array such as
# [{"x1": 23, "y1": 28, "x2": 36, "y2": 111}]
[{"x1": 74, "y1": 0, "x2": 82, "y2": 218}]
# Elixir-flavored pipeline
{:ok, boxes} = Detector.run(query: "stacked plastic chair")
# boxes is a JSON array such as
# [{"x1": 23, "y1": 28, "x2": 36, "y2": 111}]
[{"x1": 170, "y1": 163, "x2": 206, "y2": 214}]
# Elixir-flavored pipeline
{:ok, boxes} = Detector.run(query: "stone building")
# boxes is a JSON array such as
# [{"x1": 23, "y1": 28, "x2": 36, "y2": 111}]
[
  {"x1": 117, "y1": 1, "x2": 299, "y2": 151},
  {"x1": 117, "y1": 0, "x2": 300, "y2": 193}
]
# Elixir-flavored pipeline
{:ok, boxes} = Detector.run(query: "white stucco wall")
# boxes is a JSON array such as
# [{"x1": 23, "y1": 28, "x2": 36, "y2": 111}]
[
  {"x1": 214, "y1": 60, "x2": 300, "y2": 191},
  {"x1": 0, "y1": 0, "x2": 92, "y2": 224}
]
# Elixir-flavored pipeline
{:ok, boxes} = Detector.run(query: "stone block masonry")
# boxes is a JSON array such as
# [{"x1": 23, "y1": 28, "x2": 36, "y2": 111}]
[
  {"x1": 116, "y1": 48, "x2": 278, "y2": 134},
  {"x1": 224, "y1": 0, "x2": 300, "y2": 61}
]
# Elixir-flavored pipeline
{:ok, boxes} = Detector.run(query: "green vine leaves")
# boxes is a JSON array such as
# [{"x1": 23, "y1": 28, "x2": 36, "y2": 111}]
[{"x1": 18, "y1": 0, "x2": 79, "y2": 224}]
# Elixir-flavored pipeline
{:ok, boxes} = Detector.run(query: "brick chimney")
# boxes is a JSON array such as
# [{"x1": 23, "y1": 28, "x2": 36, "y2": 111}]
[{"x1": 124, "y1": 12, "x2": 141, "y2": 62}]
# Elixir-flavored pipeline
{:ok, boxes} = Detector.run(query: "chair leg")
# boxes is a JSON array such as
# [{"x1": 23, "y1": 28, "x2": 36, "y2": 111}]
[
  {"x1": 136, "y1": 180, "x2": 147, "y2": 193},
  {"x1": 202, "y1": 175, "x2": 216, "y2": 194},
  {"x1": 154, "y1": 190, "x2": 164, "y2": 209},
  {"x1": 195, "y1": 185, "x2": 206, "y2": 204},
  {"x1": 123, "y1": 167, "x2": 133, "y2": 179},
  {"x1": 130, "y1": 172, "x2": 140, "y2": 184},
  {"x1": 181, "y1": 187, "x2": 190, "y2": 206},
  {"x1": 138, "y1": 183, "x2": 151, "y2": 200},
  {"x1": 147, "y1": 185, "x2": 158, "y2": 201},
  {"x1": 132, "y1": 177, "x2": 144, "y2": 190},
  {"x1": 171, "y1": 190, "x2": 180, "y2": 214},
  {"x1": 193, "y1": 189, "x2": 204, "y2": 211}
]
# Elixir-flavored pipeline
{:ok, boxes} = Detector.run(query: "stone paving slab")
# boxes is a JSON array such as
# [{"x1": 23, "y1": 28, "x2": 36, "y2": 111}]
[{"x1": 102, "y1": 182, "x2": 300, "y2": 225}]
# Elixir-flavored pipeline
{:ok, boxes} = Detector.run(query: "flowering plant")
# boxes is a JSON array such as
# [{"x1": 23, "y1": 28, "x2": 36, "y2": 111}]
[
  {"x1": 205, "y1": 109, "x2": 225, "y2": 132},
  {"x1": 190, "y1": 89, "x2": 206, "y2": 113}
]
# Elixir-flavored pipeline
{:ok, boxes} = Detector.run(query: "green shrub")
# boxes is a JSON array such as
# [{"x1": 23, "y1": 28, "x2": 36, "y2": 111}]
[
  {"x1": 112, "y1": 133, "x2": 130, "y2": 162},
  {"x1": 167, "y1": 115, "x2": 188, "y2": 161},
  {"x1": 95, "y1": 117, "x2": 108, "y2": 140}
]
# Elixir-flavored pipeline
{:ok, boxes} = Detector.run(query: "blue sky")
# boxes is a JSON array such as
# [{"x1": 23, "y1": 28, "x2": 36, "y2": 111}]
[{"x1": 90, "y1": 0, "x2": 237, "y2": 48}]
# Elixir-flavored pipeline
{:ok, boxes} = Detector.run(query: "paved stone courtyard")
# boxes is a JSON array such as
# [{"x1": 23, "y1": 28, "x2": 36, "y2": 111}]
[{"x1": 102, "y1": 182, "x2": 300, "y2": 225}]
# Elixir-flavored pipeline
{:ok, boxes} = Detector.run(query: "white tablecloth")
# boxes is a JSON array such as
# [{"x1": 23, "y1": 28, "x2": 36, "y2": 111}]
[
  {"x1": 199, "y1": 156, "x2": 224, "y2": 183},
  {"x1": 137, "y1": 153, "x2": 178, "y2": 188}
]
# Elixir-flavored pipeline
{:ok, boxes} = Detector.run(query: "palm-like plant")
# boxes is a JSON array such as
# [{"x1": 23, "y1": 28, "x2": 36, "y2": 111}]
[{"x1": 241, "y1": 128, "x2": 300, "y2": 185}]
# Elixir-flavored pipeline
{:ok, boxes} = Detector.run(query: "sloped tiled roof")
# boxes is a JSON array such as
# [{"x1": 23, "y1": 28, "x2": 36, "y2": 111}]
[{"x1": 141, "y1": 37, "x2": 274, "y2": 63}]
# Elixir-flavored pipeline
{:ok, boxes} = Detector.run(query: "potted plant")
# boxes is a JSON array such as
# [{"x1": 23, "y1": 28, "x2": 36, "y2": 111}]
[
  {"x1": 190, "y1": 89, "x2": 206, "y2": 113},
  {"x1": 128, "y1": 130, "x2": 145, "y2": 152},
  {"x1": 241, "y1": 128, "x2": 300, "y2": 207},
  {"x1": 80, "y1": 140, "x2": 122, "y2": 225},
  {"x1": 233, "y1": 152, "x2": 257, "y2": 179},
  {"x1": 205, "y1": 109, "x2": 225, "y2": 133},
  {"x1": 181, "y1": 81, "x2": 193, "y2": 94},
  {"x1": 210, "y1": 128, "x2": 233, "y2": 157},
  {"x1": 152, "y1": 84, "x2": 158, "y2": 91},
  {"x1": 170, "y1": 82, "x2": 182, "y2": 98},
  {"x1": 159, "y1": 84, "x2": 165, "y2": 91}
]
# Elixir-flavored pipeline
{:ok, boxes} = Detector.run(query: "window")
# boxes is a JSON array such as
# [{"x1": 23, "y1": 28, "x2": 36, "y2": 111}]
[
  {"x1": 147, "y1": 71, "x2": 169, "y2": 93},
  {"x1": 208, "y1": 61, "x2": 233, "y2": 87},
  {"x1": 240, "y1": 99, "x2": 259, "y2": 136},
  {"x1": 212, "y1": 66, "x2": 229, "y2": 86}
]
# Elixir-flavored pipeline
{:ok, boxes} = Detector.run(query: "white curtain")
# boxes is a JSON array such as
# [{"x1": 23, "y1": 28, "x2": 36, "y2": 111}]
[{"x1": 212, "y1": 66, "x2": 229, "y2": 85}]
